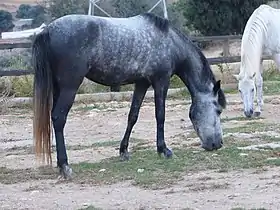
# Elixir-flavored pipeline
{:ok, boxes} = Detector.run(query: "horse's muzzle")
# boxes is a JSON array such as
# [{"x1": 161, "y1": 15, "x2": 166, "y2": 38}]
[
  {"x1": 244, "y1": 109, "x2": 253, "y2": 118},
  {"x1": 202, "y1": 141, "x2": 223, "y2": 151}
]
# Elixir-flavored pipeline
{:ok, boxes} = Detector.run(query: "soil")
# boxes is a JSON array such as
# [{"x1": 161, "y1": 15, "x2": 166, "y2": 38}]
[
  {"x1": 1, "y1": 94, "x2": 280, "y2": 210},
  {"x1": 0, "y1": 3, "x2": 277, "y2": 209}
]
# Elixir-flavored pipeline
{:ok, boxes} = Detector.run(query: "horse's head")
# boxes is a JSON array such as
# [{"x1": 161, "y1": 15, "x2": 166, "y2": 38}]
[
  {"x1": 233, "y1": 72, "x2": 256, "y2": 118},
  {"x1": 189, "y1": 80, "x2": 226, "y2": 151}
]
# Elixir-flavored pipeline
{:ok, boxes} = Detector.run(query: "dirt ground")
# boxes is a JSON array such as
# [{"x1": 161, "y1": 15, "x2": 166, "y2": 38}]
[{"x1": 1, "y1": 93, "x2": 280, "y2": 210}]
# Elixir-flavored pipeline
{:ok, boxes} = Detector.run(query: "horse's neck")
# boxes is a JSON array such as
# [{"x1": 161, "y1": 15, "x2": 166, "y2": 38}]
[
  {"x1": 178, "y1": 58, "x2": 214, "y2": 98},
  {"x1": 240, "y1": 19, "x2": 265, "y2": 77},
  {"x1": 170, "y1": 28, "x2": 214, "y2": 97}
]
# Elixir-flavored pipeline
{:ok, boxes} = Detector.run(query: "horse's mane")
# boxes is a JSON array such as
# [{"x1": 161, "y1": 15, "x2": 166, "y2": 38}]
[
  {"x1": 171, "y1": 27, "x2": 216, "y2": 84},
  {"x1": 240, "y1": 4, "x2": 270, "y2": 77},
  {"x1": 171, "y1": 26, "x2": 226, "y2": 108},
  {"x1": 140, "y1": 13, "x2": 169, "y2": 33}
]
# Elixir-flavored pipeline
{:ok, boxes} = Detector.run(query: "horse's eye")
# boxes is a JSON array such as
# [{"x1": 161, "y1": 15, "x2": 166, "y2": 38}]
[
  {"x1": 251, "y1": 88, "x2": 254, "y2": 92},
  {"x1": 217, "y1": 110, "x2": 222, "y2": 115}
]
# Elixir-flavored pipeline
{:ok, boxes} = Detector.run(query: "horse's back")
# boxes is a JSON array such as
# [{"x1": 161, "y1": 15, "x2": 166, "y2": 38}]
[
  {"x1": 242, "y1": 4, "x2": 280, "y2": 50},
  {"x1": 45, "y1": 14, "x2": 174, "y2": 86}
]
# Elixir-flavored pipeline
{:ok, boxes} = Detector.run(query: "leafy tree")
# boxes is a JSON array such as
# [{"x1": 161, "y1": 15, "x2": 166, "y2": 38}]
[
  {"x1": 112, "y1": 0, "x2": 187, "y2": 32},
  {"x1": 112, "y1": 0, "x2": 161, "y2": 17},
  {"x1": 44, "y1": 0, "x2": 187, "y2": 33},
  {"x1": 16, "y1": 4, "x2": 46, "y2": 27},
  {"x1": 0, "y1": 10, "x2": 14, "y2": 34},
  {"x1": 45, "y1": 0, "x2": 87, "y2": 19},
  {"x1": 183, "y1": 0, "x2": 269, "y2": 36},
  {"x1": 16, "y1": 4, "x2": 32, "y2": 18}
]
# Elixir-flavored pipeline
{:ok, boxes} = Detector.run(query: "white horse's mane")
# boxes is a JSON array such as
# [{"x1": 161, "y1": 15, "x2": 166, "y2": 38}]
[{"x1": 240, "y1": 4, "x2": 276, "y2": 79}]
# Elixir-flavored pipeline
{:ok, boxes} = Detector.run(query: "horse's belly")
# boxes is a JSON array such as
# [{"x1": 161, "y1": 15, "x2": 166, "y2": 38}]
[
  {"x1": 86, "y1": 66, "x2": 143, "y2": 86},
  {"x1": 265, "y1": 24, "x2": 280, "y2": 54}
]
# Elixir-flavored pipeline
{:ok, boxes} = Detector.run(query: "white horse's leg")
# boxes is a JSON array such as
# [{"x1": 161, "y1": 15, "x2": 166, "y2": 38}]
[
  {"x1": 273, "y1": 53, "x2": 280, "y2": 70},
  {"x1": 255, "y1": 60, "x2": 264, "y2": 117}
]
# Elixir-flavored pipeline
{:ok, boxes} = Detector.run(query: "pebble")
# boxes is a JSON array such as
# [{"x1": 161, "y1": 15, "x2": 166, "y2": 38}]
[{"x1": 137, "y1": 168, "x2": 144, "y2": 173}]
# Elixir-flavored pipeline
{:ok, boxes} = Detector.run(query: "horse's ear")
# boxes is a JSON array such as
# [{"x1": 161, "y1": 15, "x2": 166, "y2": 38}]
[
  {"x1": 250, "y1": 72, "x2": 256, "y2": 79},
  {"x1": 233, "y1": 74, "x2": 240, "y2": 80},
  {"x1": 213, "y1": 80, "x2": 221, "y2": 95}
]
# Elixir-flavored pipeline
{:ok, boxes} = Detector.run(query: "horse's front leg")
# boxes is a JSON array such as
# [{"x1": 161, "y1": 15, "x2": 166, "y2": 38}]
[
  {"x1": 254, "y1": 61, "x2": 264, "y2": 117},
  {"x1": 152, "y1": 77, "x2": 172, "y2": 158},
  {"x1": 119, "y1": 80, "x2": 150, "y2": 161}
]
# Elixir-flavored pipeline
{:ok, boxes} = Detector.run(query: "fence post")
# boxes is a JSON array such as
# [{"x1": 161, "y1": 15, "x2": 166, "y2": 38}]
[{"x1": 222, "y1": 39, "x2": 230, "y2": 57}]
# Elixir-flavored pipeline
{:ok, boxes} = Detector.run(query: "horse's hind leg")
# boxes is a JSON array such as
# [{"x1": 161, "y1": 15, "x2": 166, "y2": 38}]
[
  {"x1": 152, "y1": 76, "x2": 172, "y2": 158},
  {"x1": 255, "y1": 60, "x2": 264, "y2": 117},
  {"x1": 51, "y1": 80, "x2": 83, "y2": 179},
  {"x1": 119, "y1": 80, "x2": 150, "y2": 161}
]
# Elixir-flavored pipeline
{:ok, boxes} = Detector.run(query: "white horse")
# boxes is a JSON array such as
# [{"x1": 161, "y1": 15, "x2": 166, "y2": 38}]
[{"x1": 234, "y1": 4, "x2": 280, "y2": 118}]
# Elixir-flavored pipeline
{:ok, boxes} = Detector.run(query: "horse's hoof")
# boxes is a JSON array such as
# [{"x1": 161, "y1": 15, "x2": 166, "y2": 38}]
[
  {"x1": 164, "y1": 148, "x2": 173, "y2": 158},
  {"x1": 120, "y1": 151, "x2": 130, "y2": 161},
  {"x1": 158, "y1": 148, "x2": 173, "y2": 158},
  {"x1": 59, "y1": 164, "x2": 73, "y2": 180},
  {"x1": 254, "y1": 111, "x2": 261, "y2": 117}
]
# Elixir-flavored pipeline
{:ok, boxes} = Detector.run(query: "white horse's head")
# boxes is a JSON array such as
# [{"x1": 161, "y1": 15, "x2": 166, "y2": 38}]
[{"x1": 233, "y1": 72, "x2": 256, "y2": 118}]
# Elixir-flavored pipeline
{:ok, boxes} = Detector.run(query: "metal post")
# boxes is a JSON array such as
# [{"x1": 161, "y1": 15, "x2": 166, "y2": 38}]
[
  {"x1": 148, "y1": 0, "x2": 162, "y2": 13},
  {"x1": 88, "y1": 0, "x2": 92, "y2": 15},
  {"x1": 162, "y1": 0, "x2": 168, "y2": 19}
]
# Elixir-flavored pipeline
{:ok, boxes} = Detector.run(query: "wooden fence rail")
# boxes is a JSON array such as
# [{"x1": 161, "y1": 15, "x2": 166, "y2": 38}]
[{"x1": 0, "y1": 34, "x2": 272, "y2": 79}]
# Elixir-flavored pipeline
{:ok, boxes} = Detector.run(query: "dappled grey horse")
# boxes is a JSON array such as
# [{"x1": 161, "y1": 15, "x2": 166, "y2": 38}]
[{"x1": 32, "y1": 13, "x2": 227, "y2": 179}]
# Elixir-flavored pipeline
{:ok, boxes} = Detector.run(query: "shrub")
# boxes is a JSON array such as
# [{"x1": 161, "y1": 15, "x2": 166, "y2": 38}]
[
  {"x1": 16, "y1": 4, "x2": 32, "y2": 19},
  {"x1": 0, "y1": 10, "x2": 14, "y2": 34},
  {"x1": 183, "y1": 0, "x2": 269, "y2": 36},
  {"x1": 16, "y1": 4, "x2": 46, "y2": 27},
  {"x1": 45, "y1": 0, "x2": 87, "y2": 19}
]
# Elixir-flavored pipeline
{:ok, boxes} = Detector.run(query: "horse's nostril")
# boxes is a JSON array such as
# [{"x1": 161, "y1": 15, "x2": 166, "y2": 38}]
[{"x1": 221, "y1": 140, "x2": 224, "y2": 145}]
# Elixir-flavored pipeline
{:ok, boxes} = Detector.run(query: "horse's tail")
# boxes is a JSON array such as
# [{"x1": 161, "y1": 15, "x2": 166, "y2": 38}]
[{"x1": 32, "y1": 27, "x2": 53, "y2": 165}]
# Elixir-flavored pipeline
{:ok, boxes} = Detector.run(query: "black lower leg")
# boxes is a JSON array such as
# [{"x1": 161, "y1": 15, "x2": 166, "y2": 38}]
[
  {"x1": 51, "y1": 88, "x2": 77, "y2": 178},
  {"x1": 119, "y1": 81, "x2": 150, "y2": 160},
  {"x1": 153, "y1": 78, "x2": 172, "y2": 158}
]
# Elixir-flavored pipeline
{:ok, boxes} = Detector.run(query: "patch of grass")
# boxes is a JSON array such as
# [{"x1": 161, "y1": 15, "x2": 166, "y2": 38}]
[
  {"x1": 223, "y1": 88, "x2": 238, "y2": 94},
  {"x1": 71, "y1": 146, "x2": 276, "y2": 189},
  {"x1": 260, "y1": 135, "x2": 280, "y2": 143},
  {"x1": 9, "y1": 75, "x2": 33, "y2": 97},
  {"x1": 0, "y1": 166, "x2": 57, "y2": 184},
  {"x1": 2, "y1": 55, "x2": 30, "y2": 70},
  {"x1": 74, "y1": 104, "x2": 109, "y2": 112},
  {"x1": 67, "y1": 140, "x2": 121, "y2": 151},
  {"x1": 69, "y1": 138, "x2": 143, "y2": 150},
  {"x1": 263, "y1": 81, "x2": 280, "y2": 95},
  {"x1": 231, "y1": 208, "x2": 268, "y2": 210},
  {"x1": 170, "y1": 75, "x2": 185, "y2": 88},
  {"x1": 263, "y1": 65, "x2": 280, "y2": 81},
  {"x1": 2, "y1": 144, "x2": 280, "y2": 186},
  {"x1": 223, "y1": 135, "x2": 255, "y2": 147},
  {"x1": 223, "y1": 122, "x2": 280, "y2": 134},
  {"x1": 4, "y1": 139, "x2": 129, "y2": 155},
  {"x1": 68, "y1": 138, "x2": 143, "y2": 150},
  {"x1": 266, "y1": 158, "x2": 280, "y2": 166},
  {"x1": 73, "y1": 102, "x2": 128, "y2": 112},
  {"x1": 221, "y1": 116, "x2": 264, "y2": 123},
  {"x1": 167, "y1": 88, "x2": 190, "y2": 100}
]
